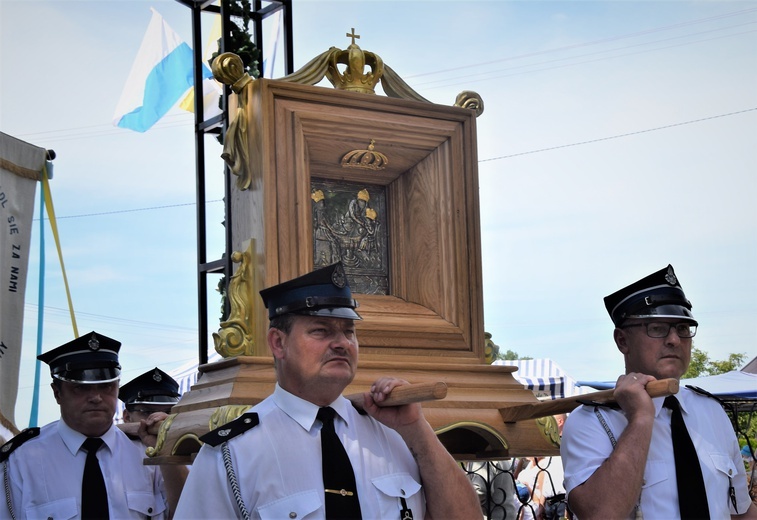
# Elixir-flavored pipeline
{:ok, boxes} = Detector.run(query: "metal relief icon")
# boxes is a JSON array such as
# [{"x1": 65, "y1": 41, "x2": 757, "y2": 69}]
[{"x1": 311, "y1": 180, "x2": 389, "y2": 295}]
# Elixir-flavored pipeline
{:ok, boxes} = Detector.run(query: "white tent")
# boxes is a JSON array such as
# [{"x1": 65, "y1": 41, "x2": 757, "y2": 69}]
[{"x1": 578, "y1": 368, "x2": 757, "y2": 399}]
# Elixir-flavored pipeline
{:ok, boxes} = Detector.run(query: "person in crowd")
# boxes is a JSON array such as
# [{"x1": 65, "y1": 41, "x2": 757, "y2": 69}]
[
  {"x1": 561, "y1": 265, "x2": 757, "y2": 519},
  {"x1": 174, "y1": 262, "x2": 481, "y2": 519},
  {"x1": 119, "y1": 367, "x2": 188, "y2": 516},
  {"x1": 466, "y1": 458, "x2": 520, "y2": 520},
  {"x1": 1, "y1": 331, "x2": 175, "y2": 519},
  {"x1": 517, "y1": 414, "x2": 567, "y2": 520}
]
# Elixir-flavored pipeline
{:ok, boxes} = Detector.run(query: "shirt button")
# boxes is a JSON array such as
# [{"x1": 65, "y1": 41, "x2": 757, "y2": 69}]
[
  {"x1": 148, "y1": 508, "x2": 153, "y2": 513},
  {"x1": 400, "y1": 488, "x2": 406, "y2": 496},
  {"x1": 289, "y1": 512, "x2": 297, "y2": 518}
]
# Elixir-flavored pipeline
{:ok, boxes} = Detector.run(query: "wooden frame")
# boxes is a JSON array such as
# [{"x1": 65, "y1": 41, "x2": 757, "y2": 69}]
[{"x1": 231, "y1": 79, "x2": 484, "y2": 363}]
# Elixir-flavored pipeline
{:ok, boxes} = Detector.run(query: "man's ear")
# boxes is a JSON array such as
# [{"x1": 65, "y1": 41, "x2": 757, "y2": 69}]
[
  {"x1": 614, "y1": 328, "x2": 629, "y2": 354},
  {"x1": 267, "y1": 327, "x2": 286, "y2": 360},
  {"x1": 51, "y1": 382, "x2": 62, "y2": 405}
]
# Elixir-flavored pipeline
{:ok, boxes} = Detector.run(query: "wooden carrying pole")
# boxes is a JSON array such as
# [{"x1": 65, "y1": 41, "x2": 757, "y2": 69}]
[
  {"x1": 347, "y1": 381, "x2": 448, "y2": 409},
  {"x1": 499, "y1": 378, "x2": 680, "y2": 423},
  {"x1": 119, "y1": 381, "x2": 448, "y2": 437}
]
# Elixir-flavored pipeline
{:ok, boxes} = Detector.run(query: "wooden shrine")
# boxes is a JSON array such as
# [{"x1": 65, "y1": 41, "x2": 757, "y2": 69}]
[{"x1": 145, "y1": 33, "x2": 567, "y2": 464}]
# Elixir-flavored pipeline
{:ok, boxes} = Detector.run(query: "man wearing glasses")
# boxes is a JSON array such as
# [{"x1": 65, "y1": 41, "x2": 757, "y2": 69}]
[{"x1": 561, "y1": 265, "x2": 757, "y2": 519}]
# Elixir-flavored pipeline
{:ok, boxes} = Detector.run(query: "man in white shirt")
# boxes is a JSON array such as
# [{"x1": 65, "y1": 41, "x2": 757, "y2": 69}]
[
  {"x1": 561, "y1": 265, "x2": 757, "y2": 519},
  {"x1": 1, "y1": 331, "x2": 171, "y2": 519},
  {"x1": 175, "y1": 262, "x2": 480, "y2": 519}
]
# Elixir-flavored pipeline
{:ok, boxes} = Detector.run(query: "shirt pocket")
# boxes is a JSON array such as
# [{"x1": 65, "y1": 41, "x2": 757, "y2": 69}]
[
  {"x1": 257, "y1": 489, "x2": 321, "y2": 520},
  {"x1": 641, "y1": 460, "x2": 668, "y2": 489},
  {"x1": 371, "y1": 472, "x2": 423, "y2": 517},
  {"x1": 126, "y1": 491, "x2": 167, "y2": 517},
  {"x1": 26, "y1": 496, "x2": 78, "y2": 519},
  {"x1": 709, "y1": 452, "x2": 738, "y2": 480}
]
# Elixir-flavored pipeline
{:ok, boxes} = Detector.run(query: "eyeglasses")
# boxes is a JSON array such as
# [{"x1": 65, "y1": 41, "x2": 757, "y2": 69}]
[{"x1": 621, "y1": 322, "x2": 697, "y2": 338}]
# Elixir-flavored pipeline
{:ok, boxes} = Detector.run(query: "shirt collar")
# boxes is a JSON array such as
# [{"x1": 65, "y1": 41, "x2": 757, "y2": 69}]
[
  {"x1": 653, "y1": 385, "x2": 694, "y2": 417},
  {"x1": 272, "y1": 383, "x2": 352, "y2": 432},
  {"x1": 57, "y1": 418, "x2": 116, "y2": 455}
]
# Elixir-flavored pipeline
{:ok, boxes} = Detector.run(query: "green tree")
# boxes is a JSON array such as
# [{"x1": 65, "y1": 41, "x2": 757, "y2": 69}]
[
  {"x1": 682, "y1": 347, "x2": 747, "y2": 379},
  {"x1": 683, "y1": 347, "x2": 755, "y2": 462},
  {"x1": 497, "y1": 349, "x2": 532, "y2": 361}
]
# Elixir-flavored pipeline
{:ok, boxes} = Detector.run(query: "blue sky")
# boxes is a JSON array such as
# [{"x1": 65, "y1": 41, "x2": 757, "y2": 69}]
[{"x1": 1, "y1": 0, "x2": 755, "y2": 428}]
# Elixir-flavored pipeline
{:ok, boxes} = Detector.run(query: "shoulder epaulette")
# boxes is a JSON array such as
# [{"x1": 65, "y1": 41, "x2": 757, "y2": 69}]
[
  {"x1": 350, "y1": 401, "x2": 368, "y2": 415},
  {"x1": 199, "y1": 412, "x2": 259, "y2": 447},
  {"x1": 0, "y1": 427, "x2": 40, "y2": 462},
  {"x1": 685, "y1": 385, "x2": 723, "y2": 403},
  {"x1": 577, "y1": 399, "x2": 621, "y2": 410}
]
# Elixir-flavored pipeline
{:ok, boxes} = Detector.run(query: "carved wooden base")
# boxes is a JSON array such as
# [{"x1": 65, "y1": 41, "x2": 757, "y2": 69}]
[{"x1": 145, "y1": 356, "x2": 561, "y2": 464}]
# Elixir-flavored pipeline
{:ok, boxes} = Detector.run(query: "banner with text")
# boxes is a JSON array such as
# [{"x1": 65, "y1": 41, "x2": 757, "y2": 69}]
[{"x1": 0, "y1": 132, "x2": 44, "y2": 431}]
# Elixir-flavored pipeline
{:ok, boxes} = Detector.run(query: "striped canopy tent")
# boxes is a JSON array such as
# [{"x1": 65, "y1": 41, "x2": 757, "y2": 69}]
[{"x1": 493, "y1": 358, "x2": 590, "y2": 400}]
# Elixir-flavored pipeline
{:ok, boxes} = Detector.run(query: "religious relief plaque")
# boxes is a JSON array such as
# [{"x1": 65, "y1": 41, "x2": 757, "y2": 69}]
[{"x1": 311, "y1": 179, "x2": 389, "y2": 295}]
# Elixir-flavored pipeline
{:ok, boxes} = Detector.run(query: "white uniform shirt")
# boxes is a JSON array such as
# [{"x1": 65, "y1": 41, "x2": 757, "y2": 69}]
[
  {"x1": 561, "y1": 386, "x2": 752, "y2": 519},
  {"x1": 1, "y1": 419, "x2": 167, "y2": 519},
  {"x1": 174, "y1": 384, "x2": 426, "y2": 519}
]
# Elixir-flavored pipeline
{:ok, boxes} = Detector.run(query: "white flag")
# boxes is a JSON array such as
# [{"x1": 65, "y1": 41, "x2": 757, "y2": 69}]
[{"x1": 0, "y1": 132, "x2": 45, "y2": 430}]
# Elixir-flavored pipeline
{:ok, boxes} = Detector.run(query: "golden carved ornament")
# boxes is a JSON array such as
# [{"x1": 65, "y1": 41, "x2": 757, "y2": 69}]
[
  {"x1": 454, "y1": 90, "x2": 485, "y2": 117},
  {"x1": 212, "y1": 52, "x2": 253, "y2": 190},
  {"x1": 276, "y1": 30, "x2": 484, "y2": 117},
  {"x1": 341, "y1": 139, "x2": 388, "y2": 171},
  {"x1": 213, "y1": 240, "x2": 257, "y2": 356},
  {"x1": 534, "y1": 415, "x2": 561, "y2": 448},
  {"x1": 144, "y1": 412, "x2": 177, "y2": 457},
  {"x1": 209, "y1": 405, "x2": 253, "y2": 431}
]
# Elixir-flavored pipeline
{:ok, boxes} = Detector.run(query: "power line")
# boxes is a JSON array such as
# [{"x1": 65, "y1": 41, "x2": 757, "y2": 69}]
[
  {"x1": 480, "y1": 107, "x2": 757, "y2": 162},
  {"x1": 28, "y1": 108, "x2": 756, "y2": 220},
  {"x1": 32, "y1": 199, "x2": 223, "y2": 221},
  {"x1": 406, "y1": 7, "x2": 757, "y2": 81},
  {"x1": 415, "y1": 26, "x2": 757, "y2": 91}
]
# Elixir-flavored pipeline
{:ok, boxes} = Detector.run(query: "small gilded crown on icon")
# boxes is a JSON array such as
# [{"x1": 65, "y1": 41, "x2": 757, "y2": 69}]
[
  {"x1": 365, "y1": 207, "x2": 377, "y2": 220},
  {"x1": 311, "y1": 189, "x2": 325, "y2": 203},
  {"x1": 341, "y1": 140, "x2": 388, "y2": 171}
]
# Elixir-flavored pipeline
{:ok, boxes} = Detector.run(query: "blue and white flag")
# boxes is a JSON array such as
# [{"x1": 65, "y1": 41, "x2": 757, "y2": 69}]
[{"x1": 113, "y1": 8, "x2": 213, "y2": 132}]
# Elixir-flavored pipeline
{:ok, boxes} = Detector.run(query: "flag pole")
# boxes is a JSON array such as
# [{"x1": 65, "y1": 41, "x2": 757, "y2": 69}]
[{"x1": 28, "y1": 161, "x2": 49, "y2": 428}]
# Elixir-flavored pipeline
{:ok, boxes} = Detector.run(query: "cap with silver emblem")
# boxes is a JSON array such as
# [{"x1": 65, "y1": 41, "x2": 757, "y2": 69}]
[
  {"x1": 260, "y1": 262, "x2": 361, "y2": 321},
  {"x1": 604, "y1": 264, "x2": 696, "y2": 327},
  {"x1": 119, "y1": 367, "x2": 180, "y2": 406},
  {"x1": 37, "y1": 331, "x2": 121, "y2": 384}
]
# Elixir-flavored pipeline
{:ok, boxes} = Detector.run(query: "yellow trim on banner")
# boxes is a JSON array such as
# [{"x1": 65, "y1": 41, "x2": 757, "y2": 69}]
[{"x1": 40, "y1": 163, "x2": 78, "y2": 337}]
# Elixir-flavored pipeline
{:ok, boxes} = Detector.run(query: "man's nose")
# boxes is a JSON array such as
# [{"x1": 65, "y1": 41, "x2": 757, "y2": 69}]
[{"x1": 664, "y1": 327, "x2": 682, "y2": 346}]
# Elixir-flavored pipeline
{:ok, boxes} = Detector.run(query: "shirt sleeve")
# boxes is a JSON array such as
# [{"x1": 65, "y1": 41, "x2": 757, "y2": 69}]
[
  {"x1": 560, "y1": 406, "x2": 618, "y2": 498},
  {"x1": 173, "y1": 444, "x2": 240, "y2": 519}
]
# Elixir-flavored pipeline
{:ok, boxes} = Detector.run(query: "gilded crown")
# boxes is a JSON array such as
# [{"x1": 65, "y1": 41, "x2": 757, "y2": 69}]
[
  {"x1": 326, "y1": 29, "x2": 383, "y2": 94},
  {"x1": 341, "y1": 140, "x2": 388, "y2": 171},
  {"x1": 357, "y1": 189, "x2": 370, "y2": 202},
  {"x1": 311, "y1": 189, "x2": 325, "y2": 203}
]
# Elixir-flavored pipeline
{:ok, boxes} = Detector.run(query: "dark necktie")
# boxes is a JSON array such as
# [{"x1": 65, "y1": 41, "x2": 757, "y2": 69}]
[
  {"x1": 664, "y1": 396, "x2": 709, "y2": 519},
  {"x1": 317, "y1": 407, "x2": 362, "y2": 519},
  {"x1": 81, "y1": 437, "x2": 109, "y2": 520}
]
